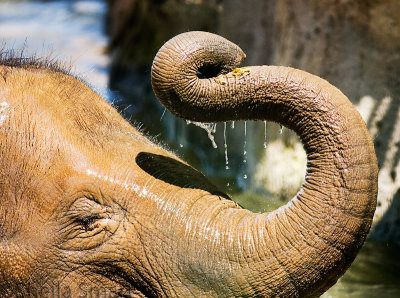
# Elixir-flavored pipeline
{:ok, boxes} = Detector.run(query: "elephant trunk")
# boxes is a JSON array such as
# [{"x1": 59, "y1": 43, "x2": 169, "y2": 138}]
[{"x1": 151, "y1": 32, "x2": 378, "y2": 296}]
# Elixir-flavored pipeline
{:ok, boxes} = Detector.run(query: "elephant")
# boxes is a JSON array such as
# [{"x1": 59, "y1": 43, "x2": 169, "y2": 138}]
[{"x1": 0, "y1": 31, "x2": 377, "y2": 297}]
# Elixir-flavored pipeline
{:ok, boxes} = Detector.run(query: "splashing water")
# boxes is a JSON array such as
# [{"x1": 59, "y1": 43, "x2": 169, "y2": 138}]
[
  {"x1": 186, "y1": 120, "x2": 218, "y2": 148},
  {"x1": 224, "y1": 122, "x2": 229, "y2": 170}
]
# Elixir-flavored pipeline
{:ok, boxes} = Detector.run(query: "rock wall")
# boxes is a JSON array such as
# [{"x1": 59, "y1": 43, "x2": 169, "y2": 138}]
[{"x1": 106, "y1": 0, "x2": 400, "y2": 242}]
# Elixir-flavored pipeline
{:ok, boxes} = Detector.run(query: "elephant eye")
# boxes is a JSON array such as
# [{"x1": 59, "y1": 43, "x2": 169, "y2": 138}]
[
  {"x1": 58, "y1": 197, "x2": 122, "y2": 251},
  {"x1": 74, "y1": 214, "x2": 101, "y2": 231},
  {"x1": 67, "y1": 197, "x2": 105, "y2": 229}
]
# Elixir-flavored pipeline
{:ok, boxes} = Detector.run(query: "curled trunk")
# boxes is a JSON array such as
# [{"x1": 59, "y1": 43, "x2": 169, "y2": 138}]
[{"x1": 151, "y1": 32, "x2": 378, "y2": 296}]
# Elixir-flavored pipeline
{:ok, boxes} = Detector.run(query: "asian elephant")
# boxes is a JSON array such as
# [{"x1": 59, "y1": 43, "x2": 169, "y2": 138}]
[{"x1": 0, "y1": 31, "x2": 377, "y2": 297}]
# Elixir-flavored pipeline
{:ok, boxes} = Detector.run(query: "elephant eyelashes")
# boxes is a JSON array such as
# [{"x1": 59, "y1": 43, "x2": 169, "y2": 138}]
[{"x1": 74, "y1": 215, "x2": 101, "y2": 232}]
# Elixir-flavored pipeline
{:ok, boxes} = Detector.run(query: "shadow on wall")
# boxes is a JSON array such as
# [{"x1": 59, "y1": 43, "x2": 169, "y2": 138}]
[
  {"x1": 372, "y1": 189, "x2": 400, "y2": 242},
  {"x1": 356, "y1": 95, "x2": 400, "y2": 238},
  {"x1": 105, "y1": 0, "x2": 400, "y2": 242}
]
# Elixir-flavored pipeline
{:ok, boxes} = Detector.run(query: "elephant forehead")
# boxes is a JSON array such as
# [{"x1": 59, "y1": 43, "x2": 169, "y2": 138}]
[
  {"x1": 1, "y1": 67, "x2": 152, "y2": 164},
  {"x1": 0, "y1": 67, "x2": 157, "y2": 231}
]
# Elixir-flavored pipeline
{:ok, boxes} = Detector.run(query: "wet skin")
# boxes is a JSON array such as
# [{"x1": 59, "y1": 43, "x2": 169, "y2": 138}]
[{"x1": 0, "y1": 32, "x2": 378, "y2": 297}]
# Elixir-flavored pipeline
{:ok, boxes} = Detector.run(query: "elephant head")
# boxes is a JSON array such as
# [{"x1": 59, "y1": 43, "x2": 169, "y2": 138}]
[{"x1": 0, "y1": 31, "x2": 377, "y2": 297}]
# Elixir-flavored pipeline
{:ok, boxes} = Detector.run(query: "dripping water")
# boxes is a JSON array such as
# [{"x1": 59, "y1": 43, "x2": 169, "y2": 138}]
[
  {"x1": 186, "y1": 120, "x2": 218, "y2": 148},
  {"x1": 243, "y1": 121, "x2": 248, "y2": 179},
  {"x1": 160, "y1": 108, "x2": 166, "y2": 121},
  {"x1": 279, "y1": 125, "x2": 284, "y2": 134},
  {"x1": 243, "y1": 121, "x2": 247, "y2": 163},
  {"x1": 263, "y1": 120, "x2": 267, "y2": 148},
  {"x1": 224, "y1": 122, "x2": 229, "y2": 170}
]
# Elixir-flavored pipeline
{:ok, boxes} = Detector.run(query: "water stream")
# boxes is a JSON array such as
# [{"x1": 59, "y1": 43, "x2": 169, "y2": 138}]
[{"x1": 0, "y1": 1, "x2": 398, "y2": 296}]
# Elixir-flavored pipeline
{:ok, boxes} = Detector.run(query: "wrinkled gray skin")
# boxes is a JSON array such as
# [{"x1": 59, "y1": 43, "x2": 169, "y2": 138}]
[{"x1": 0, "y1": 31, "x2": 377, "y2": 297}]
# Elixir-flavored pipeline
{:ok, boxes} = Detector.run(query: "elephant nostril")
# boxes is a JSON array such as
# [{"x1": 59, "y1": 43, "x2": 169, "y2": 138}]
[{"x1": 196, "y1": 64, "x2": 222, "y2": 79}]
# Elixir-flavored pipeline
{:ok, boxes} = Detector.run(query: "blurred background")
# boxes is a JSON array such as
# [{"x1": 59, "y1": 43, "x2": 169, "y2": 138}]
[{"x1": 1, "y1": 0, "x2": 399, "y2": 296}]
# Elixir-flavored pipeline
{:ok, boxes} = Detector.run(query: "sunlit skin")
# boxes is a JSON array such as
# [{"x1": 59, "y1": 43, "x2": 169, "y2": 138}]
[{"x1": 0, "y1": 31, "x2": 377, "y2": 297}]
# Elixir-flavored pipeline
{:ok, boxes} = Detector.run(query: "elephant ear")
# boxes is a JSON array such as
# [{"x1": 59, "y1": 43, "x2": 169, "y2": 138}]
[{"x1": 151, "y1": 31, "x2": 378, "y2": 297}]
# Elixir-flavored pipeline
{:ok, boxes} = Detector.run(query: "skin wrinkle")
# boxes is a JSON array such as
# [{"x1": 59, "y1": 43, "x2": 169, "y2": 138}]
[
  {"x1": 284, "y1": 202, "x2": 342, "y2": 257},
  {"x1": 101, "y1": 233, "x2": 157, "y2": 295},
  {"x1": 134, "y1": 228, "x2": 167, "y2": 297},
  {"x1": 118, "y1": 259, "x2": 157, "y2": 295},
  {"x1": 271, "y1": 214, "x2": 299, "y2": 296},
  {"x1": 85, "y1": 264, "x2": 132, "y2": 294},
  {"x1": 275, "y1": 212, "x2": 306, "y2": 255},
  {"x1": 27, "y1": 248, "x2": 83, "y2": 293},
  {"x1": 160, "y1": 217, "x2": 193, "y2": 295},
  {"x1": 278, "y1": 210, "x2": 306, "y2": 254},
  {"x1": 245, "y1": 220, "x2": 268, "y2": 291},
  {"x1": 263, "y1": 216, "x2": 295, "y2": 296}
]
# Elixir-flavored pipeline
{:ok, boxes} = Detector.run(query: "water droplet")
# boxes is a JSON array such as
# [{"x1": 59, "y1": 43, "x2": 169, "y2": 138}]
[
  {"x1": 179, "y1": 144, "x2": 183, "y2": 148},
  {"x1": 243, "y1": 122, "x2": 247, "y2": 164},
  {"x1": 264, "y1": 120, "x2": 267, "y2": 148},
  {"x1": 243, "y1": 174, "x2": 247, "y2": 179},
  {"x1": 160, "y1": 108, "x2": 166, "y2": 121}
]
